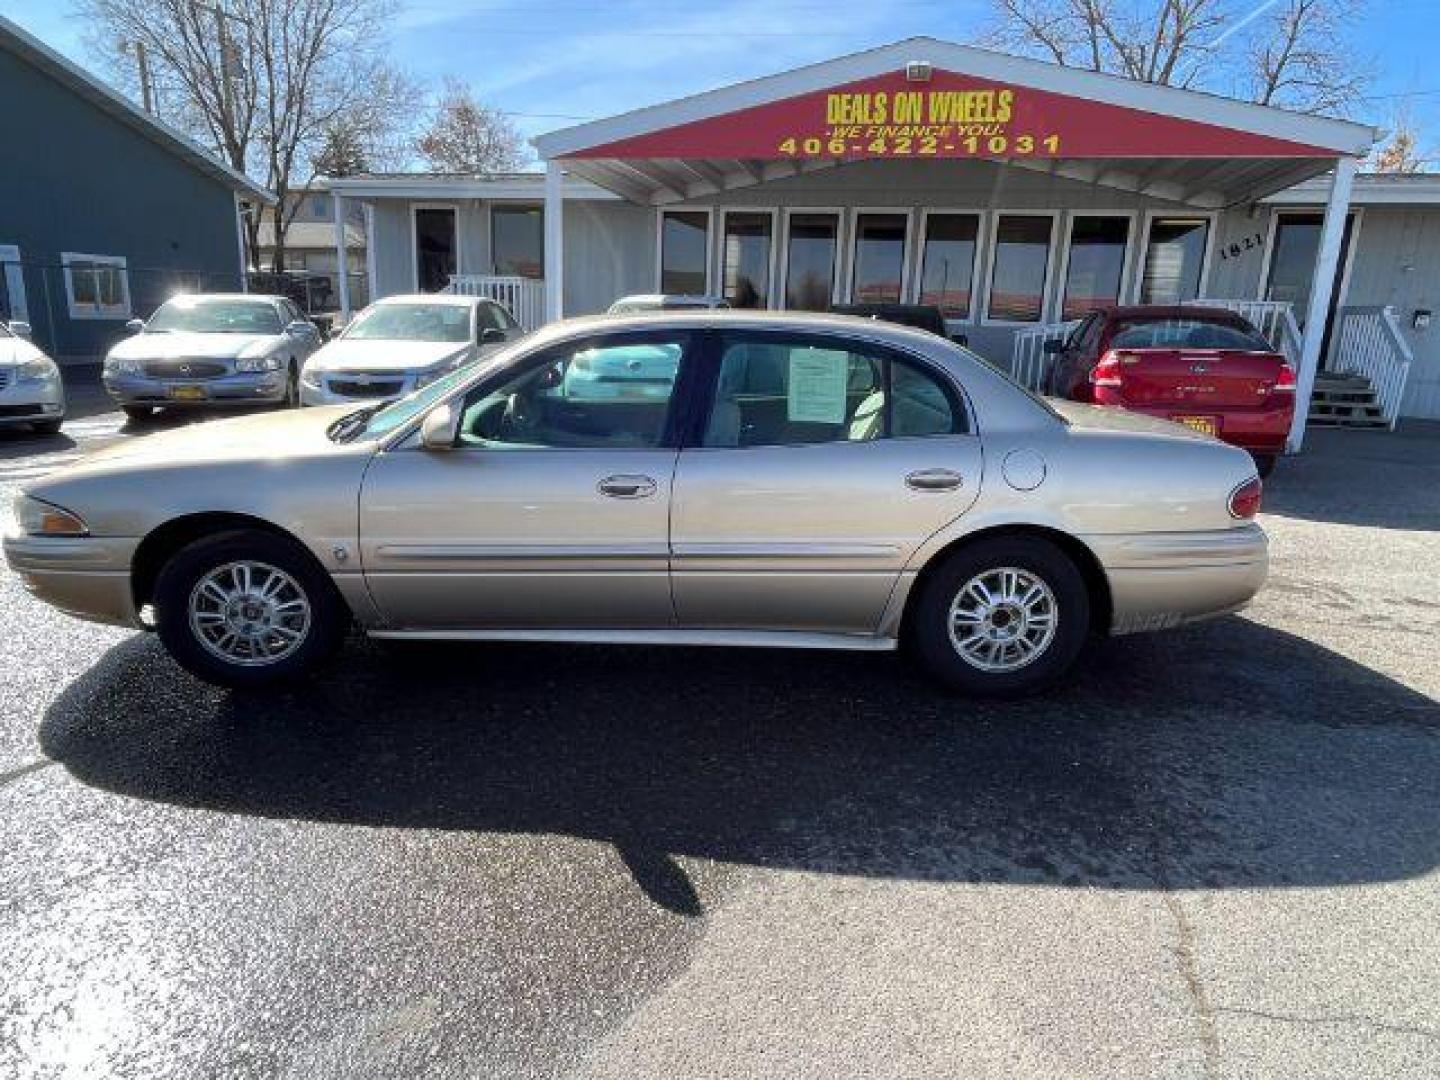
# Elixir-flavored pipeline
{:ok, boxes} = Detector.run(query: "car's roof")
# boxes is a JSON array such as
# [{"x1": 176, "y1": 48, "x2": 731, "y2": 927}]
[
  {"x1": 166, "y1": 292, "x2": 283, "y2": 303},
  {"x1": 611, "y1": 294, "x2": 727, "y2": 307},
  {"x1": 1098, "y1": 305, "x2": 1248, "y2": 322},
  {"x1": 372, "y1": 293, "x2": 482, "y2": 307}
]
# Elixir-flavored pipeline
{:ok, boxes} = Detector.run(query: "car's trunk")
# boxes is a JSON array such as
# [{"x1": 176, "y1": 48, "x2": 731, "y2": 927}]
[{"x1": 1109, "y1": 348, "x2": 1288, "y2": 410}]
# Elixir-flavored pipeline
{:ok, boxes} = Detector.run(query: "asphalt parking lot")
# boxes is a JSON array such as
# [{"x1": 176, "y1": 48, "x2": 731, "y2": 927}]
[{"x1": 2, "y1": 381, "x2": 1438, "y2": 1079}]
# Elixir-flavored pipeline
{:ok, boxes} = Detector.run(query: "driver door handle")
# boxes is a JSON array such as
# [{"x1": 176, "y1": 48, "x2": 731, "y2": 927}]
[
  {"x1": 905, "y1": 468, "x2": 963, "y2": 492},
  {"x1": 598, "y1": 474, "x2": 658, "y2": 499}
]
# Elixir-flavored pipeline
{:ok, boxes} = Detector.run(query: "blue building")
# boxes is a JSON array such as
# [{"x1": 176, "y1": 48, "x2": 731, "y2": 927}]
[{"x1": 0, "y1": 16, "x2": 273, "y2": 363}]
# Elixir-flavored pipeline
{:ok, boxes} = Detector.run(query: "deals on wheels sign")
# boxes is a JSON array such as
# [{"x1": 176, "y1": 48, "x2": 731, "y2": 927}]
[{"x1": 566, "y1": 69, "x2": 1332, "y2": 161}]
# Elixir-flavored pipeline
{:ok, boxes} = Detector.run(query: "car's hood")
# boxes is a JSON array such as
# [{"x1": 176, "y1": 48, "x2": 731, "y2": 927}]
[
  {"x1": 71, "y1": 405, "x2": 361, "y2": 474},
  {"x1": 108, "y1": 332, "x2": 280, "y2": 360},
  {"x1": 1047, "y1": 399, "x2": 1213, "y2": 441},
  {"x1": 0, "y1": 336, "x2": 46, "y2": 368},
  {"x1": 305, "y1": 339, "x2": 471, "y2": 373}
]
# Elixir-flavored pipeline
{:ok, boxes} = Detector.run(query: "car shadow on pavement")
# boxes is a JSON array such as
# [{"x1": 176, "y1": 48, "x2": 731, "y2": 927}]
[{"x1": 40, "y1": 615, "x2": 1440, "y2": 915}]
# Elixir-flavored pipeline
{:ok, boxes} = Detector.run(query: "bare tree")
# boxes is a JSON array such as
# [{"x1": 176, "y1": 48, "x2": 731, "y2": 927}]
[
  {"x1": 1371, "y1": 113, "x2": 1428, "y2": 173},
  {"x1": 77, "y1": 0, "x2": 419, "y2": 271},
  {"x1": 415, "y1": 78, "x2": 527, "y2": 174},
  {"x1": 985, "y1": 0, "x2": 1367, "y2": 114}
]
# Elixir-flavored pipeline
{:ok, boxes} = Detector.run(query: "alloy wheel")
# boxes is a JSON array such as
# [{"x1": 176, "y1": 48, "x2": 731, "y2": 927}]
[
  {"x1": 946, "y1": 566, "x2": 1058, "y2": 672},
  {"x1": 187, "y1": 560, "x2": 312, "y2": 666}
]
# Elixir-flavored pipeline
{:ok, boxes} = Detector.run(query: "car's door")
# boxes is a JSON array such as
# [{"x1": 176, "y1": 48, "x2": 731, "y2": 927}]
[
  {"x1": 1051, "y1": 312, "x2": 1096, "y2": 396},
  {"x1": 359, "y1": 329, "x2": 697, "y2": 630},
  {"x1": 476, "y1": 300, "x2": 526, "y2": 357},
  {"x1": 670, "y1": 329, "x2": 983, "y2": 633}
]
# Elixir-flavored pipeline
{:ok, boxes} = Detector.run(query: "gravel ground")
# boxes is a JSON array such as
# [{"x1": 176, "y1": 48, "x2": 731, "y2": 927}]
[{"x1": 1, "y1": 394, "x2": 1437, "y2": 1079}]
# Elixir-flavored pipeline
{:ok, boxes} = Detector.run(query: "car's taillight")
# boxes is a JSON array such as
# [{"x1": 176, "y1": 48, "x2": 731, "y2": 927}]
[
  {"x1": 1229, "y1": 477, "x2": 1263, "y2": 519},
  {"x1": 1272, "y1": 362, "x2": 1297, "y2": 393},
  {"x1": 1091, "y1": 350, "x2": 1125, "y2": 388}
]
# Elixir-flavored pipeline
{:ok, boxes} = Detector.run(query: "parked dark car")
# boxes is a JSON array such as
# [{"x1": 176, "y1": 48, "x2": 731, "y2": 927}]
[
  {"x1": 1045, "y1": 305, "x2": 1295, "y2": 477},
  {"x1": 831, "y1": 303, "x2": 966, "y2": 345}
]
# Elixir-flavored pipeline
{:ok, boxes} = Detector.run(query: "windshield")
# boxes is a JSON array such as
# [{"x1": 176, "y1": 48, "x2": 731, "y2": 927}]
[
  {"x1": 343, "y1": 303, "x2": 472, "y2": 342},
  {"x1": 147, "y1": 297, "x2": 283, "y2": 334},
  {"x1": 338, "y1": 343, "x2": 524, "y2": 442},
  {"x1": 1111, "y1": 318, "x2": 1272, "y2": 351}
]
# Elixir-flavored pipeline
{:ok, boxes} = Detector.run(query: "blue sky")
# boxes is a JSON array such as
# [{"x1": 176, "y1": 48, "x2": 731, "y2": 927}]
[{"x1": 8, "y1": 0, "x2": 1437, "y2": 156}]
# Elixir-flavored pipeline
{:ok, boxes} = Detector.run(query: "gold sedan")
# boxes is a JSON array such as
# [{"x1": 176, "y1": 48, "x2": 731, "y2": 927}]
[{"x1": 5, "y1": 312, "x2": 1267, "y2": 695}]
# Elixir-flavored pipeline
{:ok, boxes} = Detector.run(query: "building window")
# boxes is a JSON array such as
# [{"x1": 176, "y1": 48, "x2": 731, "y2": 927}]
[
  {"x1": 986, "y1": 215, "x2": 1053, "y2": 323},
  {"x1": 1061, "y1": 215, "x2": 1131, "y2": 320},
  {"x1": 1140, "y1": 216, "x2": 1210, "y2": 303},
  {"x1": 1263, "y1": 211, "x2": 1357, "y2": 329},
  {"x1": 917, "y1": 213, "x2": 980, "y2": 320},
  {"x1": 850, "y1": 213, "x2": 908, "y2": 303},
  {"x1": 660, "y1": 210, "x2": 709, "y2": 295},
  {"x1": 311, "y1": 195, "x2": 330, "y2": 218},
  {"x1": 721, "y1": 211, "x2": 774, "y2": 308},
  {"x1": 783, "y1": 212, "x2": 839, "y2": 311},
  {"x1": 492, "y1": 205, "x2": 544, "y2": 279},
  {"x1": 61, "y1": 253, "x2": 130, "y2": 320}
]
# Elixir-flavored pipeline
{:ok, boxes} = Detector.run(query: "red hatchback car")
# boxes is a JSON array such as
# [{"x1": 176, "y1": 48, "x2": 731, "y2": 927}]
[{"x1": 1045, "y1": 306, "x2": 1295, "y2": 476}]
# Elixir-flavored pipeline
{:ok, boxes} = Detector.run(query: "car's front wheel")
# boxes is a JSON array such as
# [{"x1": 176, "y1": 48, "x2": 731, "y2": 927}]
[
  {"x1": 909, "y1": 536, "x2": 1090, "y2": 696},
  {"x1": 153, "y1": 530, "x2": 347, "y2": 687}
]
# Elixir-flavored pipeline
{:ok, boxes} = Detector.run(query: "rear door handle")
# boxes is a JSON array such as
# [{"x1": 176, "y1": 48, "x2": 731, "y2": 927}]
[
  {"x1": 598, "y1": 474, "x2": 658, "y2": 499},
  {"x1": 905, "y1": 468, "x2": 963, "y2": 492}
]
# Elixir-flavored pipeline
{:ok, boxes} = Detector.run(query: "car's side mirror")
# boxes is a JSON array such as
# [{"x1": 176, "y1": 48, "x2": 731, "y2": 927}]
[
  {"x1": 479, "y1": 327, "x2": 507, "y2": 345},
  {"x1": 419, "y1": 403, "x2": 460, "y2": 450},
  {"x1": 125, "y1": 318, "x2": 145, "y2": 335},
  {"x1": 286, "y1": 319, "x2": 316, "y2": 337},
  {"x1": 7, "y1": 320, "x2": 32, "y2": 339},
  {"x1": 1042, "y1": 339, "x2": 1065, "y2": 354}
]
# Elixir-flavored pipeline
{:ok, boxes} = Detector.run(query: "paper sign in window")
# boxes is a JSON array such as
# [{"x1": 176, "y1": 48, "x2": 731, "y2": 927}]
[{"x1": 787, "y1": 348, "x2": 850, "y2": 423}]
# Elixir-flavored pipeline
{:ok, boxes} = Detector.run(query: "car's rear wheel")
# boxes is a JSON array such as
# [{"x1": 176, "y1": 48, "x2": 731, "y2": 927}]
[
  {"x1": 153, "y1": 530, "x2": 346, "y2": 687},
  {"x1": 909, "y1": 536, "x2": 1090, "y2": 696},
  {"x1": 121, "y1": 405, "x2": 154, "y2": 422},
  {"x1": 1251, "y1": 453, "x2": 1277, "y2": 479}
]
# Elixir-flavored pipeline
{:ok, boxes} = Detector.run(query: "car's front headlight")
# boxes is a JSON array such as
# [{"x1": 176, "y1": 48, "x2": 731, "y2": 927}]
[
  {"x1": 414, "y1": 355, "x2": 470, "y2": 389},
  {"x1": 14, "y1": 495, "x2": 88, "y2": 537},
  {"x1": 16, "y1": 356, "x2": 59, "y2": 383},
  {"x1": 104, "y1": 355, "x2": 142, "y2": 376},
  {"x1": 300, "y1": 364, "x2": 323, "y2": 388},
  {"x1": 234, "y1": 354, "x2": 282, "y2": 373}
]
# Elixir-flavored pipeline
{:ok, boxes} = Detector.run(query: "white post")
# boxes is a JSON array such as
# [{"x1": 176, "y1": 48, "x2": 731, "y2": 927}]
[
  {"x1": 332, "y1": 190, "x2": 352, "y2": 322},
  {"x1": 1287, "y1": 155, "x2": 1357, "y2": 452},
  {"x1": 234, "y1": 192, "x2": 249, "y2": 291},
  {"x1": 544, "y1": 159, "x2": 564, "y2": 323},
  {"x1": 363, "y1": 202, "x2": 376, "y2": 306}
]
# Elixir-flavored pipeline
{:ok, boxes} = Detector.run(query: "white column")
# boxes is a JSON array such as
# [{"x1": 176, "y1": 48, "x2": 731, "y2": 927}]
[
  {"x1": 332, "y1": 191, "x2": 352, "y2": 322},
  {"x1": 544, "y1": 159, "x2": 565, "y2": 323},
  {"x1": 234, "y1": 192, "x2": 249, "y2": 291},
  {"x1": 363, "y1": 202, "x2": 377, "y2": 306},
  {"x1": 1287, "y1": 155, "x2": 1357, "y2": 453}
]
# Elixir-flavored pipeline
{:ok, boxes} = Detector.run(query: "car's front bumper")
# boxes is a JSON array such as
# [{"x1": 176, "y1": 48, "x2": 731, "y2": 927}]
[
  {"x1": 103, "y1": 370, "x2": 288, "y2": 407},
  {"x1": 2, "y1": 533, "x2": 142, "y2": 627},
  {"x1": 0, "y1": 375, "x2": 65, "y2": 426},
  {"x1": 1086, "y1": 524, "x2": 1269, "y2": 635}
]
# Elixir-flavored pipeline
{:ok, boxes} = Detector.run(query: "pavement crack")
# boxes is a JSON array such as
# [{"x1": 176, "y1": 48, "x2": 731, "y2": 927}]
[
  {"x1": 1160, "y1": 889, "x2": 1222, "y2": 1077},
  {"x1": 1215, "y1": 1005, "x2": 1439, "y2": 1042},
  {"x1": 0, "y1": 759, "x2": 54, "y2": 790}
]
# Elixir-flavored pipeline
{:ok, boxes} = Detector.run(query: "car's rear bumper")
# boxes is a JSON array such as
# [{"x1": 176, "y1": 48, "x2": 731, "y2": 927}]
[
  {"x1": 104, "y1": 371, "x2": 287, "y2": 407},
  {"x1": 1123, "y1": 403, "x2": 1293, "y2": 453},
  {"x1": 3, "y1": 534, "x2": 141, "y2": 628},
  {"x1": 1084, "y1": 524, "x2": 1269, "y2": 635}
]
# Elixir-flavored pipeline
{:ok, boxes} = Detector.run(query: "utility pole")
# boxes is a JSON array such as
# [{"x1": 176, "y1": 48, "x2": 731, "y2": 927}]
[{"x1": 120, "y1": 39, "x2": 156, "y2": 114}]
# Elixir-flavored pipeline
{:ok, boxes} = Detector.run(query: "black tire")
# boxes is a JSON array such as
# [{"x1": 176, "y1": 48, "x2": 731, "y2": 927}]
[
  {"x1": 153, "y1": 529, "x2": 347, "y2": 688},
  {"x1": 31, "y1": 418, "x2": 63, "y2": 435},
  {"x1": 909, "y1": 536, "x2": 1090, "y2": 697},
  {"x1": 1251, "y1": 453, "x2": 1278, "y2": 479},
  {"x1": 122, "y1": 404, "x2": 154, "y2": 422}
]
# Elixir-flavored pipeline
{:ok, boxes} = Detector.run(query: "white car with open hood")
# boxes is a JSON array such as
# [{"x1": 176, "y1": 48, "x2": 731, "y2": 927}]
[{"x1": 300, "y1": 294, "x2": 525, "y2": 406}]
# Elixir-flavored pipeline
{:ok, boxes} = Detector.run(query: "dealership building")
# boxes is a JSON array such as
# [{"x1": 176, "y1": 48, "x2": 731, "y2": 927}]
[{"x1": 325, "y1": 37, "x2": 1440, "y2": 445}]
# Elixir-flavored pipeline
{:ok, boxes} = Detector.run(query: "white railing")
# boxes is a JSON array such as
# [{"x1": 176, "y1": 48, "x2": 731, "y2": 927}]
[
  {"x1": 1182, "y1": 299, "x2": 1302, "y2": 368},
  {"x1": 1330, "y1": 306, "x2": 1413, "y2": 428},
  {"x1": 444, "y1": 275, "x2": 547, "y2": 331},
  {"x1": 1008, "y1": 320, "x2": 1079, "y2": 391}
]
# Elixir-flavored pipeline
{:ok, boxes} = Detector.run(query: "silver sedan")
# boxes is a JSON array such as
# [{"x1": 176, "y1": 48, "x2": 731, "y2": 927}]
[
  {"x1": 5, "y1": 311, "x2": 1267, "y2": 694},
  {"x1": 102, "y1": 293, "x2": 321, "y2": 419}
]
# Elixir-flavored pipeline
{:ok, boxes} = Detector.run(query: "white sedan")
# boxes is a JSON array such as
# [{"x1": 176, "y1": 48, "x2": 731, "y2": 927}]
[
  {"x1": 0, "y1": 319, "x2": 65, "y2": 434},
  {"x1": 300, "y1": 295, "x2": 525, "y2": 406}
]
